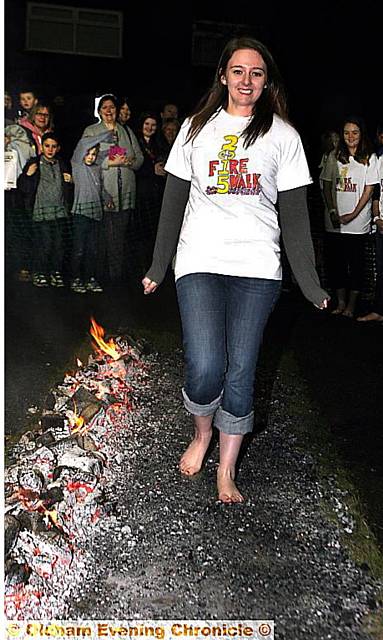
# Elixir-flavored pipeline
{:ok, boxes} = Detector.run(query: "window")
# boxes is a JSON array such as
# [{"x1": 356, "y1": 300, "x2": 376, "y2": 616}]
[
  {"x1": 26, "y1": 3, "x2": 123, "y2": 58},
  {"x1": 192, "y1": 21, "x2": 258, "y2": 67}
]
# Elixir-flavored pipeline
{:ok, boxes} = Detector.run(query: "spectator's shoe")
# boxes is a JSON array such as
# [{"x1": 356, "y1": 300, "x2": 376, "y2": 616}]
[
  {"x1": 86, "y1": 278, "x2": 103, "y2": 293},
  {"x1": 50, "y1": 272, "x2": 65, "y2": 288},
  {"x1": 33, "y1": 273, "x2": 49, "y2": 288},
  {"x1": 17, "y1": 269, "x2": 32, "y2": 282},
  {"x1": 71, "y1": 278, "x2": 87, "y2": 293}
]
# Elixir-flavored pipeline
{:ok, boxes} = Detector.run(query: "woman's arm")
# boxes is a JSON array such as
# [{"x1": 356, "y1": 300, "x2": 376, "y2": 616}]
[
  {"x1": 143, "y1": 173, "x2": 190, "y2": 293},
  {"x1": 339, "y1": 184, "x2": 375, "y2": 224},
  {"x1": 278, "y1": 186, "x2": 329, "y2": 308}
]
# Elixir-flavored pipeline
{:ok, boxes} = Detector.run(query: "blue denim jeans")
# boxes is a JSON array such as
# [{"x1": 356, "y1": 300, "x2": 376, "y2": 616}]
[{"x1": 176, "y1": 273, "x2": 281, "y2": 435}]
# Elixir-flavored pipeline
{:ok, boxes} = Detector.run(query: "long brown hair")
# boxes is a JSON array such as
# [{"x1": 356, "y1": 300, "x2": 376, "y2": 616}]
[
  {"x1": 337, "y1": 116, "x2": 373, "y2": 165},
  {"x1": 186, "y1": 36, "x2": 288, "y2": 148}
]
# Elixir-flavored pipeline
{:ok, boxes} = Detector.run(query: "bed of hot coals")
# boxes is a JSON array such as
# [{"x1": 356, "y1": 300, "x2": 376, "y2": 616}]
[
  {"x1": 4, "y1": 318, "x2": 383, "y2": 637},
  {"x1": 4, "y1": 319, "x2": 150, "y2": 619}
]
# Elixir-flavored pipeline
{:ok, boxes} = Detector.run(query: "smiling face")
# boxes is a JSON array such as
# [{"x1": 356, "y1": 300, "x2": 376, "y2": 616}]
[
  {"x1": 42, "y1": 138, "x2": 59, "y2": 161},
  {"x1": 343, "y1": 122, "x2": 361, "y2": 154},
  {"x1": 221, "y1": 48, "x2": 267, "y2": 116},
  {"x1": 99, "y1": 99, "x2": 117, "y2": 125},
  {"x1": 33, "y1": 106, "x2": 50, "y2": 132},
  {"x1": 142, "y1": 117, "x2": 157, "y2": 139}
]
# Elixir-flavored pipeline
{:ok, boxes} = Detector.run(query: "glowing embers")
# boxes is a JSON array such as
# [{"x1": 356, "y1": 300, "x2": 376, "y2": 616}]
[{"x1": 4, "y1": 319, "x2": 149, "y2": 619}]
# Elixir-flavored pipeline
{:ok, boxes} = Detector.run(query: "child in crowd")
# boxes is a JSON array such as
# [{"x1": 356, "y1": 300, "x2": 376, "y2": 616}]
[
  {"x1": 18, "y1": 132, "x2": 73, "y2": 287},
  {"x1": 17, "y1": 90, "x2": 38, "y2": 121},
  {"x1": 70, "y1": 131, "x2": 114, "y2": 293},
  {"x1": 5, "y1": 123, "x2": 36, "y2": 281}
]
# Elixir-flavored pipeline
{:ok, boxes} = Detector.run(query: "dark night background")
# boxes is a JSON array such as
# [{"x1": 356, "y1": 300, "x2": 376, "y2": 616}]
[
  {"x1": 5, "y1": 0, "x2": 382, "y2": 167},
  {"x1": 4, "y1": 0, "x2": 383, "y2": 559}
]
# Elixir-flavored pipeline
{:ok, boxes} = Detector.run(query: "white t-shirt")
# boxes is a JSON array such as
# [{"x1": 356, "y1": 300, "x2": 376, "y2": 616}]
[
  {"x1": 165, "y1": 109, "x2": 312, "y2": 281},
  {"x1": 377, "y1": 154, "x2": 383, "y2": 217},
  {"x1": 321, "y1": 151, "x2": 379, "y2": 234}
]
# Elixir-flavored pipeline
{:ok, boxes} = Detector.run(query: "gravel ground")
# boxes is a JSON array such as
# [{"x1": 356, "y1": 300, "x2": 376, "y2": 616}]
[{"x1": 57, "y1": 348, "x2": 382, "y2": 640}]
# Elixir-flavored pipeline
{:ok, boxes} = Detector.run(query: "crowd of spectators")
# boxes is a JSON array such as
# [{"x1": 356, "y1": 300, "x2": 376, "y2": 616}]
[
  {"x1": 4, "y1": 89, "x2": 383, "y2": 321},
  {"x1": 4, "y1": 89, "x2": 180, "y2": 293}
]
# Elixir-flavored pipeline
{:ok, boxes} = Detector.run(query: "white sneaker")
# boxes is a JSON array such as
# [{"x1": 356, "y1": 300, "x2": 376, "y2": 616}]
[
  {"x1": 86, "y1": 278, "x2": 103, "y2": 293},
  {"x1": 71, "y1": 278, "x2": 87, "y2": 293},
  {"x1": 50, "y1": 272, "x2": 65, "y2": 287}
]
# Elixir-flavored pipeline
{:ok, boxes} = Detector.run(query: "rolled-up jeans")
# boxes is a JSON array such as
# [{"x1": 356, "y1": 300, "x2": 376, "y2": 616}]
[{"x1": 176, "y1": 273, "x2": 281, "y2": 435}]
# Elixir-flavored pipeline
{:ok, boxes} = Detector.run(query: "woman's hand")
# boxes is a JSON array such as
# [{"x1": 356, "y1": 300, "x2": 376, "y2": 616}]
[
  {"x1": 339, "y1": 212, "x2": 356, "y2": 225},
  {"x1": 108, "y1": 154, "x2": 128, "y2": 167},
  {"x1": 142, "y1": 277, "x2": 158, "y2": 295},
  {"x1": 154, "y1": 161, "x2": 166, "y2": 176},
  {"x1": 314, "y1": 298, "x2": 330, "y2": 310},
  {"x1": 63, "y1": 172, "x2": 72, "y2": 183}
]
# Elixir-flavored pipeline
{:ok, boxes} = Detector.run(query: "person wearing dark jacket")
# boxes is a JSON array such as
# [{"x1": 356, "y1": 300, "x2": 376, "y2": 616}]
[{"x1": 18, "y1": 132, "x2": 73, "y2": 287}]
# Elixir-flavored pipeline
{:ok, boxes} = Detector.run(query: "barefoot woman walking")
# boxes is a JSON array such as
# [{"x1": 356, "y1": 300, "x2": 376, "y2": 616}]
[{"x1": 143, "y1": 37, "x2": 328, "y2": 503}]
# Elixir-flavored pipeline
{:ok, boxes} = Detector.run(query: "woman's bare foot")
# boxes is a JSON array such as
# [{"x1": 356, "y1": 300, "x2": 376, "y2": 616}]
[
  {"x1": 342, "y1": 308, "x2": 354, "y2": 318},
  {"x1": 217, "y1": 465, "x2": 244, "y2": 503},
  {"x1": 179, "y1": 431, "x2": 212, "y2": 476},
  {"x1": 357, "y1": 312, "x2": 383, "y2": 322}
]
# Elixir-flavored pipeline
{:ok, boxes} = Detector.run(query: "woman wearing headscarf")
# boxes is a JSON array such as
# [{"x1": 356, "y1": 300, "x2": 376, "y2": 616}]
[{"x1": 82, "y1": 94, "x2": 143, "y2": 282}]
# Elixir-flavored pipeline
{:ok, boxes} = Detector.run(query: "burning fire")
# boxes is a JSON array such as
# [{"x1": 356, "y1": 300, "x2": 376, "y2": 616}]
[
  {"x1": 89, "y1": 317, "x2": 120, "y2": 361},
  {"x1": 68, "y1": 402, "x2": 87, "y2": 436}
]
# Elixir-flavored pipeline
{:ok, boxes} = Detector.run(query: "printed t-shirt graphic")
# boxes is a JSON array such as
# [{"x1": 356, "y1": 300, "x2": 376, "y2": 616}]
[{"x1": 165, "y1": 109, "x2": 312, "y2": 281}]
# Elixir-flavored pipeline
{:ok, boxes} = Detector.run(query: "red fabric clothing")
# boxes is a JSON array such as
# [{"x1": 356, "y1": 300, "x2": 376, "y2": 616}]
[{"x1": 18, "y1": 117, "x2": 52, "y2": 154}]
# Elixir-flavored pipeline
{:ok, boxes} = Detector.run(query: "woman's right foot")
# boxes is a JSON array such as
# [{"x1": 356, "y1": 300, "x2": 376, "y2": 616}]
[
  {"x1": 217, "y1": 465, "x2": 244, "y2": 503},
  {"x1": 179, "y1": 431, "x2": 212, "y2": 476}
]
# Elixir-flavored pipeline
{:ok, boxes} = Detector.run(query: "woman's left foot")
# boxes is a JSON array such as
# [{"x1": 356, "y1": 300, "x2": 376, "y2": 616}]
[
  {"x1": 356, "y1": 312, "x2": 383, "y2": 322},
  {"x1": 342, "y1": 308, "x2": 354, "y2": 318},
  {"x1": 217, "y1": 466, "x2": 244, "y2": 503}
]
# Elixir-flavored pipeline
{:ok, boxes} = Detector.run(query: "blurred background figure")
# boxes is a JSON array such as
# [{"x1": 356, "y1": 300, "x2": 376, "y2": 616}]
[
  {"x1": 18, "y1": 132, "x2": 73, "y2": 288},
  {"x1": 357, "y1": 123, "x2": 383, "y2": 323},
  {"x1": 134, "y1": 111, "x2": 166, "y2": 277},
  {"x1": 70, "y1": 131, "x2": 115, "y2": 294},
  {"x1": 321, "y1": 116, "x2": 379, "y2": 318},
  {"x1": 157, "y1": 117, "x2": 180, "y2": 171},
  {"x1": 5, "y1": 122, "x2": 36, "y2": 282},
  {"x1": 82, "y1": 94, "x2": 143, "y2": 283},
  {"x1": 160, "y1": 102, "x2": 178, "y2": 122},
  {"x1": 117, "y1": 97, "x2": 132, "y2": 129},
  {"x1": 18, "y1": 100, "x2": 53, "y2": 154},
  {"x1": 5, "y1": 90, "x2": 17, "y2": 124},
  {"x1": 17, "y1": 89, "x2": 38, "y2": 121}
]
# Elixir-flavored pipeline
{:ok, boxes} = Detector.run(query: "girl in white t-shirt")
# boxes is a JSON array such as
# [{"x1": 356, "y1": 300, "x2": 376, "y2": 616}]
[
  {"x1": 357, "y1": 124, "x2": 383, "y2": 322},
  {"x1": 321, "y1": 116, "x2": 379, "y2": 317},
  {"x1": 143, "y1": 37, "x2": 328, "y2": 503}
]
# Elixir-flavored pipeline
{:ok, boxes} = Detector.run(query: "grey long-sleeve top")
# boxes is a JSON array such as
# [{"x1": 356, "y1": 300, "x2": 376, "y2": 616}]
[
  {"x1": 82, "y1": 122, "x2": 143, "y2": 211},
  {"x1": 71, "y1": 130, "x2": 114, "y2": 219},
  {"x1": 145, "y1": 174, "x2": 328, "y2": 308}
]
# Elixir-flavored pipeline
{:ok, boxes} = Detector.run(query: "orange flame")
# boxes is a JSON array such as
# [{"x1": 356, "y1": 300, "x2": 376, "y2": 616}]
[
  {"x1": 69, "y1": 401, "x2": 86, "y2": 435},
  {"x1": 89, "y1": 316, "x2": 120, "y2": 360}
]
